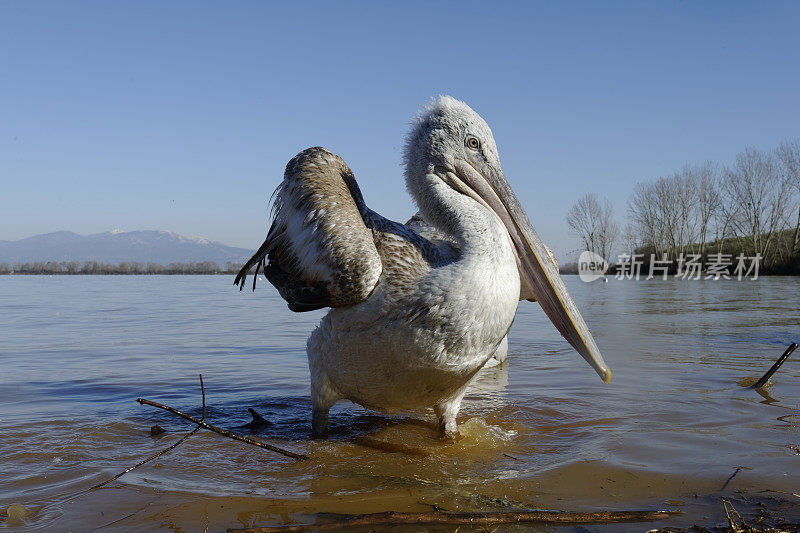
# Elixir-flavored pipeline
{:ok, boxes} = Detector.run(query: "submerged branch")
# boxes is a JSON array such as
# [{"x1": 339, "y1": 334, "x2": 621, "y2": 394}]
[
  {"x1": 752, "y1": 343, "x2": 797, "y2": 389},
  {"x1": 228, "y1": 509, "x2": 675, "y2": 532}
]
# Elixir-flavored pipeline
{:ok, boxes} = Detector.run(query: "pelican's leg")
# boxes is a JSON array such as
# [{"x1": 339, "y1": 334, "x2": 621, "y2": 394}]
[
  {"x1": 311, "y1": 402, "x2": 331, "y2": 439},
  {"x1": 307, "y1": 323, "x2": 340, "y2": 439},
  {"x1": 310, "y1": 369, "x2": 339, "y2": 439},
  {"x1": 434, "y1": 387, "x2": 468, "y2": 440}
]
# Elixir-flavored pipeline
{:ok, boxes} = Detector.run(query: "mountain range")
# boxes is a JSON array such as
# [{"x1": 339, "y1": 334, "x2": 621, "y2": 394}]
[{"x1": 0, "y1": 230, "x2": 256, "y2": 265}]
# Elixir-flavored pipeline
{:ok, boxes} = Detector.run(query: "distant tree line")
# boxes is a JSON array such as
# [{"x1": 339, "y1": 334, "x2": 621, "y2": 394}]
[
  {"x1": 566, "y1": 139, "x2": 800, "y2": 274},
  {"x1": 0, "y1": 261, "x2": 247, "y2": 275}
]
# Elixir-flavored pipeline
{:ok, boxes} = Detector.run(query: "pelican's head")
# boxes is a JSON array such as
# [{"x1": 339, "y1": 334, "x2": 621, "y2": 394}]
[
  {"x1": 404, "y1": 96, "x2": 611, "y2": 384},
  {"x1": 404, "y1": 96, "x2": 500, "y2": 186}
]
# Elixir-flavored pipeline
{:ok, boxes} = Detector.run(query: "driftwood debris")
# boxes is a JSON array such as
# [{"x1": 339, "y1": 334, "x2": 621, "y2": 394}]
[
  {"x1": 227, "y1": 509, "x2": 675, "y2": 532},
  {"x1": 752, "y1": 343, "x2": 797, "y2": 389}
]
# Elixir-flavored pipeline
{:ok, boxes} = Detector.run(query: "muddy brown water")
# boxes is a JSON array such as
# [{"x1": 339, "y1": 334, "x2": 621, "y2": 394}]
[{"x1": 1, "y1": 275, "x2": 798, "y2": 531}]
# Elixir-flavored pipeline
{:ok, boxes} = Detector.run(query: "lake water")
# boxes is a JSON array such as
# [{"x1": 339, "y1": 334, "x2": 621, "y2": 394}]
[{"x1": 1, "y1": 275, "x2": 798, "y2": 531}]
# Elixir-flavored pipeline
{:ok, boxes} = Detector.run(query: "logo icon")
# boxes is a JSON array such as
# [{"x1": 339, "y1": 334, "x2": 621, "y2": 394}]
[{"x1": 578, "y1": 251, "x2": 609, "y2": 282}]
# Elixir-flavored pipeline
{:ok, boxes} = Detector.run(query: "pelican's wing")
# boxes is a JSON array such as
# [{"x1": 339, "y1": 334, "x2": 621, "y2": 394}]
[{"x1": 235, "y1": 147, "x2": 382, "y2": 312}]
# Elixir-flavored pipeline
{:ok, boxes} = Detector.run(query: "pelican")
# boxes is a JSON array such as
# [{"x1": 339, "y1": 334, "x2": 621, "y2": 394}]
[{"x1": 235, "y1": 96, "x2": 610, "y2": 438}]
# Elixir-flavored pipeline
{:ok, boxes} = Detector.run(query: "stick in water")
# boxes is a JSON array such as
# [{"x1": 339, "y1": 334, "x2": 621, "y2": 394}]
[{"x1": 753, "y1": 343, "x2": 797, "y2": 389}]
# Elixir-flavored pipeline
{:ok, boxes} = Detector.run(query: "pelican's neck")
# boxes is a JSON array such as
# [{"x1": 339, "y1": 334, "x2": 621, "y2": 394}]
[{"x1": 414, "y1": 173, "x2": 510, "y2": 255}]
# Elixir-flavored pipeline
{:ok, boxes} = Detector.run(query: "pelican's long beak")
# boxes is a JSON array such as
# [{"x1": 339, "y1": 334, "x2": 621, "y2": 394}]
[{"x1": 450, "y1": 160, "x2": 611, "y2": 383}]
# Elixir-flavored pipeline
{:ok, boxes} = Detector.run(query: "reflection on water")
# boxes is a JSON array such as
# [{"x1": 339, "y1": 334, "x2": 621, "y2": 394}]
[{"x1": 0, "y1": 275, "x2": 798, "y2": 531}]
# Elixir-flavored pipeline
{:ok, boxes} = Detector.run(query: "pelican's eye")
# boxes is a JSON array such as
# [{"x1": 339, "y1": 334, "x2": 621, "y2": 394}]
[{"x1": 465, "y1": 136, "x2": 480, "y2": 151}]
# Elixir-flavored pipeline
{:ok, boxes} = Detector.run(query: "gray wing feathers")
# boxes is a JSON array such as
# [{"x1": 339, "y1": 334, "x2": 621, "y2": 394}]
[{"x1": 235, "y1": 147, "x2": 382, "y2": 311}]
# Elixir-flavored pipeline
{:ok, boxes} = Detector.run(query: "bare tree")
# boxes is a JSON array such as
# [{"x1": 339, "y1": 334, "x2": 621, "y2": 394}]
[
  {"x1": 723, "y1": 147, "x2": 793, "y2": 266},
  {"x1": 693, "y1": 161, "x2": 721, "y2": 257},
  {"x1": 777, "y1": 139, "x2": 800, "y2": 254},
  {"x1": 652, "y1": 177, "x2": 680, "y2": 255},
  {"x1": 629, "y1": 175, "x2": 687, "y2": 260},
  {"x1": 628, "y1": 181, "x2": 662, "y2": 256},
  {"x1": 621, "y1": 222, "x2": 640, "y2": 257},
  {"x1": 566, "y1": 193, "x2": 618, "y2": 262},
  {"x1": 566, "y1": 194, "x2": 601, "y2": 257},
  {"x1": 597, "y1": 198, "x2": 620, "y2": 262},
  {"x1": 673, "y1": 168, "x2": 699, "y2": 256}
]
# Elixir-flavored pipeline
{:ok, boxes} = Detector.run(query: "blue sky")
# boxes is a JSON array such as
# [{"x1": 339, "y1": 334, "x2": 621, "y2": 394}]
[{"x1": 2, "y1": 1, "x2": 799, "y2": 261}]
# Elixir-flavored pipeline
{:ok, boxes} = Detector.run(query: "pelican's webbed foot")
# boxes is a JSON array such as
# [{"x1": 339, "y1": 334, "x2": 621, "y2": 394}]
[{"x1": 438, "y1": 417, "x2": 460, "y2": 441}]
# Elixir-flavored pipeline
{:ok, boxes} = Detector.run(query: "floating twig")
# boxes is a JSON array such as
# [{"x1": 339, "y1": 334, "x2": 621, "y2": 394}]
[
  {"x1": 137, "y1": 377, "x2": 308, "y2": 461},
  {"x1": 227, "y1": 509, "x2": 674, "y2": 532},
  {"x1": 752, "y1": 343, "x2": 797, "y2": 389}
]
